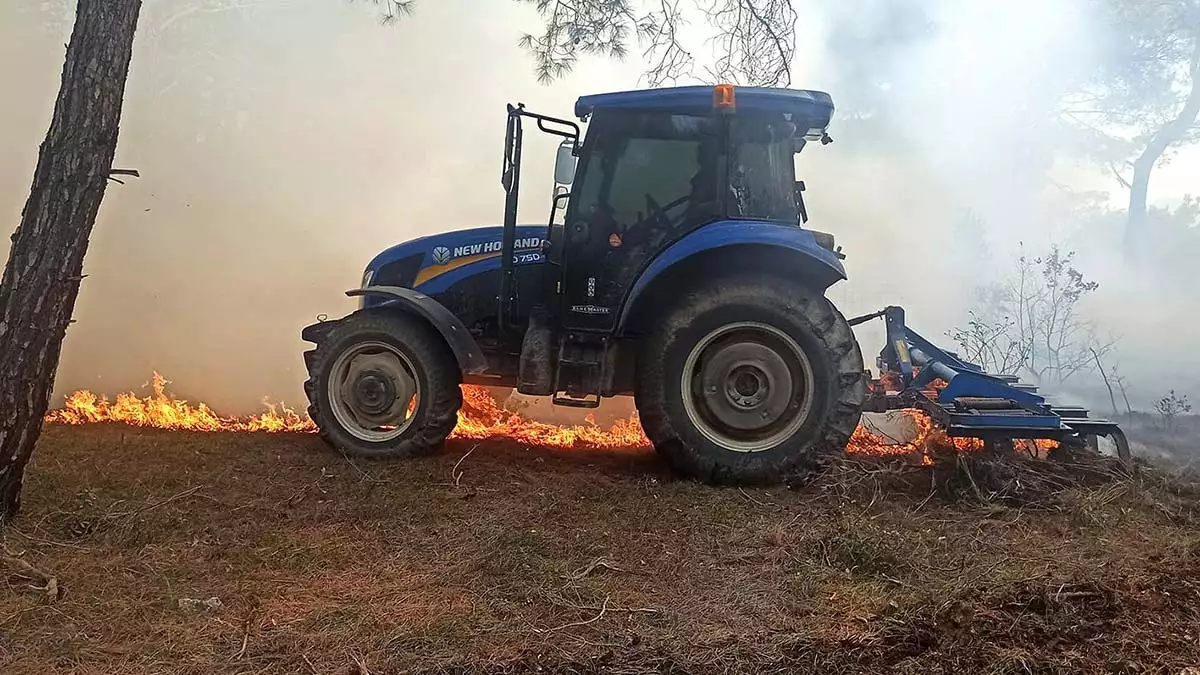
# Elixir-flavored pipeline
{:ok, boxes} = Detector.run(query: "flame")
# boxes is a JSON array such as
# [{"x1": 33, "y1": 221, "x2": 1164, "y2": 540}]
[
  {"x1": 450, "y1": 384, "x2": 649, "y2": 449},
  {"x1": 44, "y1": 372, "x2": 1046, "y2": 459},
  {"x1": 43, "y1": 372, "x2": 648, "y2": 449},
  {"x1": 847, "y1": 408, "x2": 983, "y2": 462},
  {"x1": 46, "y1": 373, "x2": 313, "y2": 432}
]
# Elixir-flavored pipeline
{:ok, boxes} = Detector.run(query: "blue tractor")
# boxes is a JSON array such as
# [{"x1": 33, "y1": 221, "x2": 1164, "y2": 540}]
[{"x1": 301, "y1": 84, "x2": 1129, "y2": 483}]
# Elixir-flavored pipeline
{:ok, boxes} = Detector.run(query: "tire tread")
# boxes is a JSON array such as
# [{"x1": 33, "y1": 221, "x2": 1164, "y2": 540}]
[{"x1": 635, "y1": 277, "x2": 867, "y2": 484}]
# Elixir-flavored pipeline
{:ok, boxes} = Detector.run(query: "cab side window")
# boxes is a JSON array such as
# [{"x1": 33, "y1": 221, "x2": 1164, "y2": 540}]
[
  {"x1": 570, "y1": 111, "x2": 721, "y2": 248},
  {"x1": 606, "y1": 137, "x2": 697, "y2": 232}
]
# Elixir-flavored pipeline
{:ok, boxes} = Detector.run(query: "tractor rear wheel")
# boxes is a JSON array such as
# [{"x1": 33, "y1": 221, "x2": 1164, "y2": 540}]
[
  {"x1": 304, "y1": 311, "x2": 462, "y2": 458},
  {"x1": 635, "y1": 278, "x2": 867, "y2": 484}
]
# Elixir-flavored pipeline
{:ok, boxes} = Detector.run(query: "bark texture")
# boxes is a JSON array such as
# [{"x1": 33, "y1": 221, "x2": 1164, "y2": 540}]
[{"x1": 0, "y1": 0, "x2": 142, "y2": 522}]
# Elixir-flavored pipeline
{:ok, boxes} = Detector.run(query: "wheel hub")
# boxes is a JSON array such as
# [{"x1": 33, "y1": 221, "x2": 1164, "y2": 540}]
[
  {"x1": 681, "y1": 322, "x2": 816, "y2": 453},
  {"x1": 329, "y1": 345, "x2": 419, "y2": 442},
  {"x1": 699, "y1": 340, "x2": 793, "y2": 432},
  {"x1": 728, "y1": 366, "x2": 768, "y2": 407},
  {"x1": 351, "y1": 370, "x2": 396, "y2": 415}
]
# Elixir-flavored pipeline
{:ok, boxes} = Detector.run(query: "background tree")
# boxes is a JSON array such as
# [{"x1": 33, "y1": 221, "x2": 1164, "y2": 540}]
[
  {"x1": 949, "y1": 245, "x2": 1114, "y2": 387},
  {"x1": 1154, "y1": 390, "x2": 1192, "y2": 430},
  {"x1": 1063, "y1": 0, "x2": 1200, "y2": 255},
  {"x1": 0, "y1": 0, "x2": 142, "y2": 522},
  {"x1": 515, "y1": 0, "x2": 801, "y2": 86}
]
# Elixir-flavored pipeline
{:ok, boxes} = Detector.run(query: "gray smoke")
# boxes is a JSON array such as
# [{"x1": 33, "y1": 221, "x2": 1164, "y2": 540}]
[{"x1": 1, "y1": 0, "x2": 1195, "y2": 415}]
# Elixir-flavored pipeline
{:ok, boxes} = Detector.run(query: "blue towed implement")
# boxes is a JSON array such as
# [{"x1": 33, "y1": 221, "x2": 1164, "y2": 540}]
[{"x1": 852, "y1": 306, "x2": 1130, "y2": 460}]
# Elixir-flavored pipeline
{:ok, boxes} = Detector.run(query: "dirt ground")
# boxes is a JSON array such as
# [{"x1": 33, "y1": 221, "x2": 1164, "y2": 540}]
[{"x1": 3, "y1": 426, "x2": 1200, "y2": 674}]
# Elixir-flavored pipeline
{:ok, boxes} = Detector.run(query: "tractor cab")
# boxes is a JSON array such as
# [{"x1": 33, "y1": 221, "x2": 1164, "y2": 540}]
[{"x1": 498, "y1": 84, "x2": 843, "y2": 406}]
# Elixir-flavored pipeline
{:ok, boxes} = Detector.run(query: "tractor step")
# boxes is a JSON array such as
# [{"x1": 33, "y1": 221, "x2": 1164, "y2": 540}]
[
  {"x1": 551, "y1": 334, "x2": 606, "y2": 409},
  {"x1": 552, "y1": 393, "x2": 601, "y2": 408}
]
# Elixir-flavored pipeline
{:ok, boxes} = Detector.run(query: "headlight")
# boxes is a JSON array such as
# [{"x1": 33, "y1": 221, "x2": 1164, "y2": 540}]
[
  {"x1": 810, "y1": 229, "x2": 845, "y2": 260},
  {"x1": 810, "y1": 229, "x2": 835, "y2": 252},
  {"x1": 358, "y1": 269, "x2": 375, "y2": 309}
]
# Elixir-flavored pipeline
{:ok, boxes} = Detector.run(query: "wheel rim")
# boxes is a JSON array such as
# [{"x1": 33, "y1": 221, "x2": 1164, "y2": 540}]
[
  {"x1": 681, "y1": 322, "x2": 815, "y2": 453},
  {"x1": 327, "y1": 340, "x2": 420, "y2": 442}
]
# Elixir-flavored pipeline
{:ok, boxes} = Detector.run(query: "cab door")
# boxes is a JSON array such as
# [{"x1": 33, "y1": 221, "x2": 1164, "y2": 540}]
[{"x1": 559, "y1": 110, "x2": 724, "y2": 333}]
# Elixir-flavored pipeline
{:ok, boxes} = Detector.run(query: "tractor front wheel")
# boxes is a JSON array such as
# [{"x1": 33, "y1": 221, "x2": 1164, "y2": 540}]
[
  {"x1": 304, "y1": 311, "x2": 462, "y2": 458},
  {"x1": 635, "y1": 278, "x2": 868, "y2": 484}
]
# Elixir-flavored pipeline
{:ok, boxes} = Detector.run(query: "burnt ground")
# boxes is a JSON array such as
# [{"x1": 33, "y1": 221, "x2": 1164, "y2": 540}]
[
  {"x1": 1122, "y1": 413, "x2": 1200, "y2": 471},
  {"x1": 3, "y1": 427, "x2": 1200, "y2": 674}
]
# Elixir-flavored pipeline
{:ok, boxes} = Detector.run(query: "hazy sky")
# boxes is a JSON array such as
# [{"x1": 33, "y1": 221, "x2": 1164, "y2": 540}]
[{"x1": 1, "y1": 0, "x2": 1197, "y2": 412}]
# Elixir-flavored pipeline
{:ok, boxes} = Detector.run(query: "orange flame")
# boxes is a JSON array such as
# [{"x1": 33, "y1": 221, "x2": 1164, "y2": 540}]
[
  {"x1": 450, "y1": 384, "x2": 649, "y2": 449},
  {"x1": 46, "y1": 373, "x2": 313, "y2": 432},
  {"x1": 44, "y1": 372, "x2": 649, "y2": 449},
  {"x1": 45, "y1": 372, "x2": 1040, "y2": 458}
]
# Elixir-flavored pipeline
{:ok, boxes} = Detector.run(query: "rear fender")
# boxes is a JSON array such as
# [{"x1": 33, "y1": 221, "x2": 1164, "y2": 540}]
[
  {"x1": 303, "y1": 285, "x2": 487, "y2": 374},
  {"x1": 616, "y1": 221, "x2": 847, "y2": 336}
]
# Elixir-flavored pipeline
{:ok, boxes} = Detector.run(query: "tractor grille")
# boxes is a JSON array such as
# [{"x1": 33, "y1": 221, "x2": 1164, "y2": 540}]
[{"x1": 372, "y1": 253, "x2": 424, "y2": 288}]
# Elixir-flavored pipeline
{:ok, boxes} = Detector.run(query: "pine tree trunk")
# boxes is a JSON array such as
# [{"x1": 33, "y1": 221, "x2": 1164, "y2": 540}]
[
  {"x1": 0, "y1": 0, "x2": 142, "y2": 523},
  {"x1": 1124, "y1": 158, "x2": 1151, "y2": 260},
  {"x1": 1123, "y1": 40, "x2": 1200, "y2": 261}
]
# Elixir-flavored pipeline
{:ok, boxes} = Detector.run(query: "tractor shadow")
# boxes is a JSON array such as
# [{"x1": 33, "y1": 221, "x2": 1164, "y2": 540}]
[
  {"x1": 436, "y1": 437, "x2": 669, "y2": 483},
  {"x1": 285, "y1": 431, "x2": 672, "y2": 487}
]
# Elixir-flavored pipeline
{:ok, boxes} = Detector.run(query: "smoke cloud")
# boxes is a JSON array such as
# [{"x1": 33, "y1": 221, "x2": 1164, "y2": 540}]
[{"x1": 1, "y1": 0, "x2": 1196, "y2": 414}]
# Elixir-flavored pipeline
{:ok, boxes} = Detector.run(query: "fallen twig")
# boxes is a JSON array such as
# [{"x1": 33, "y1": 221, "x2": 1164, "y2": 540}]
[
  {"x1": 908, "y1": 471, "x2": 938, "y2": 514},
  {"x1": 302, "y1": 654, "x2": 319, "y2": 674},
  {"x1": 234, "y1": 612, "x2": 253, "y2": 660},
  {"x1": 565, "y1": 601, "x2": 657, "y2": 615},
  {"x1": 961, "y1": 460, "x2": 987, "y2": 501},
  {"x1": 452, "y1": 444, "x2": 479, "y2": 487},
  {"x1": 234, "y1": 630, "x2": 249, "y2": 660},
  {"x1": 738, "y1": 487, "x2": 775, "y2": 507},
  {"x1": 338, "y1": 450, "x2": 388, "y2": 485},
  {"x1": 536, "y1": 596, "x2": 611, "y2": 633},
  {"x1": 8, "y1": 528, "x2": 90, "y2": 552},
  {"x1": 544, "y1": 590, "x2": 658, "y2": 615},
  {"x1": 107, "y1": 485, "x2": 205, "y2": 520},
  {"x1": 568, "y1": 557, "x2": 628, "y2": 580},
  {"x1": 0, "y1": 607, "x2": 33, "y2": 629},
  {"x1": 2, "y1": 554, "x2": 61, "y2": 601},
  {"x1": 881, "y1": 573, "x2": 917, "y2": 590},
  {"x1": 348, "y1": 650, "x2": 372, "y2": 675},
  {"x1": 282, "y1": 469, "x2": 333, "y2": 506}
]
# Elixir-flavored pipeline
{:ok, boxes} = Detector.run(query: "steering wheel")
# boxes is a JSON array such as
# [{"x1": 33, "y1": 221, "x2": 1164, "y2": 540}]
[{"x1": 643, "y1": 193, "x2": 691, "y2": 230}]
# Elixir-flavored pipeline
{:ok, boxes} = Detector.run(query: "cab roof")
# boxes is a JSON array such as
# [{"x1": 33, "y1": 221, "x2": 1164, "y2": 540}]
[{"x1": 574, "y1": 85, "x2": 834, "y2": 128}]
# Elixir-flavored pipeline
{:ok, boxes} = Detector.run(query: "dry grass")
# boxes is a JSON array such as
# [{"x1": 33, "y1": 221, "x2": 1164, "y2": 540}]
[{"x1": 2, "y1": 426, "x2": 1199, "y2": 674}]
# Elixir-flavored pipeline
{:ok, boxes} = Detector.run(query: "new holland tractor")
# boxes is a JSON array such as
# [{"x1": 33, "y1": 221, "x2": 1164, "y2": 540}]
[{"x1": 301, "y1": 84, "x2": 1129, "y2": 484}]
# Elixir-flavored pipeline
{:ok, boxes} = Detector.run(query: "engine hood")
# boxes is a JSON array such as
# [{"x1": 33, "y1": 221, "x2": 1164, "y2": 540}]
[{"x1": 364, "y1": 225, "x2": 549, "y2": 291}]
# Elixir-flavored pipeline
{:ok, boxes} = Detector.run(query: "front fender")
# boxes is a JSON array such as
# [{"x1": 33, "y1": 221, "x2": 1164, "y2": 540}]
[
  {"x1": 306, "y1": 285, "x2": 488, "y2": 374},
  {"x1": 616, "y1": 220, "x2": 847, "y2": 333}
]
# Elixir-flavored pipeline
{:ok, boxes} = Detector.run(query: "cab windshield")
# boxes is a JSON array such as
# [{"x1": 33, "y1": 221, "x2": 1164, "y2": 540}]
[{"x1": 727, "y1": 113, "x2": 801, "y2": 223}]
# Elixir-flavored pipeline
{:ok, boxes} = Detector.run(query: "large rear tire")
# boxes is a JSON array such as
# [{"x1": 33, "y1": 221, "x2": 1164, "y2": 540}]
[
  {"x1": 304, "y1": 311, "x2": 462, "y2": 458},
  {"x1": 635, "y1": 278, "x2": 868, "y2": 484}
]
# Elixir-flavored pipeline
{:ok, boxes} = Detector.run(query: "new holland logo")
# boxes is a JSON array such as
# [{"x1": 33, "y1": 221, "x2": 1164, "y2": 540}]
[{"x1": 431, "y1": 246, "x2": 451, "y2": 265}]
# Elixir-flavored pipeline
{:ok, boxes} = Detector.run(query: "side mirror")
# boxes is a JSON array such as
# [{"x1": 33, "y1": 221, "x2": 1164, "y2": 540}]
[{"x1": 553, "y1": 138, "x2": 577, "y2": 186}]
